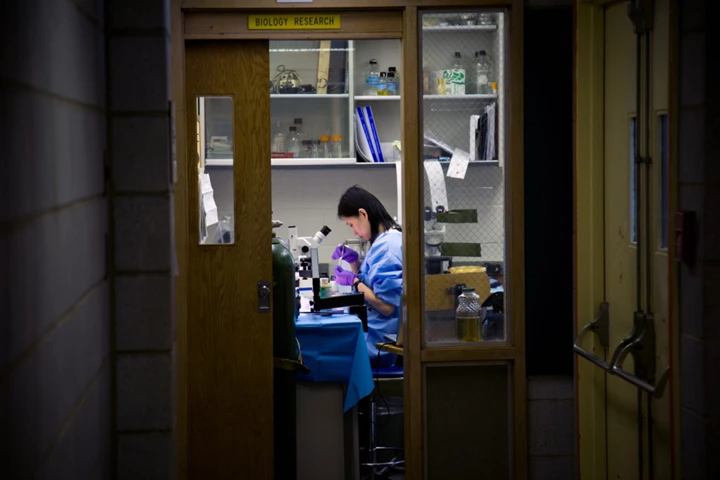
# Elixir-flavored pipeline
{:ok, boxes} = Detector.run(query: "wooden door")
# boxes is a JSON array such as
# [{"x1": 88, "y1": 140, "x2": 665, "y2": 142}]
[
  {"x1": 184, "y1": 41, "x2": 273, "y2": 478},
  {"x1": 576, "y1": 1, "x2": 674, "y2": 478}
]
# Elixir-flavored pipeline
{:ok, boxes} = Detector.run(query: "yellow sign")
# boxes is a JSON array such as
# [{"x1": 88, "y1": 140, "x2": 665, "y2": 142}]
[{"x1": 248, "y1": 14, "x2": 341, "y2": 30}]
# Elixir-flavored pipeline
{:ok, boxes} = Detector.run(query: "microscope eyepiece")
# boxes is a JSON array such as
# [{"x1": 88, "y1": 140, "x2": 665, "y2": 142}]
[{"x1": 320, "y1": 225, "x2": 331, "y2": 236}]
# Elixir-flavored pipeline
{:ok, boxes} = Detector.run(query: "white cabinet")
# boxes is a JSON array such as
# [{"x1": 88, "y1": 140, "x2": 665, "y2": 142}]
[
  {"x1": 421, "y1": 12, "x2": 505, "y2": 167},
  {"x1": 200, "y1": 39, "x2": 402, "y2": 168}
]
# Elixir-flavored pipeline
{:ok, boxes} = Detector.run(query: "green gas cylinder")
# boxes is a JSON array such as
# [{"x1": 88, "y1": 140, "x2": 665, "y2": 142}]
[{"x1": 272, "y1": 233, "x2": 298, "y2": 480}]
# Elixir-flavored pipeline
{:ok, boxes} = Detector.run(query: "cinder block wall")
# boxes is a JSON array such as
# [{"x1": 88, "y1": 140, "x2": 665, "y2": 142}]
[
  {"x1": 678, "y1": 0, "x2": 720, "y2": 477},
  {"x1": 527, "y1": 376, "x2": 576, "y2": 480},
  {"x1": 0, "y1": 0, "x2": 111, "y2": 477},
  {"x1": 0, "y1": 0, "x2": 176, "y2": 477},
  {"x1": 106, "y1": 0, "x2": 176, "y2": 478}
]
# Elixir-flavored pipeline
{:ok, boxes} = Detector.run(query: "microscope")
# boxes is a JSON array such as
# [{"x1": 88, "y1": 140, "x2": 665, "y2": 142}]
[
  {"x1": 288, "y1": 225, "x2": 368, "y2": 330},
  {"x1": 425, "y1": 206, "x2": 452, "y2": 274}
]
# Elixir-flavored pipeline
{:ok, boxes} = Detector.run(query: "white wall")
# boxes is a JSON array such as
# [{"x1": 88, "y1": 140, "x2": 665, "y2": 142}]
[{"x1": 206, "y1": 165, "x2": 399, "y2": 263}]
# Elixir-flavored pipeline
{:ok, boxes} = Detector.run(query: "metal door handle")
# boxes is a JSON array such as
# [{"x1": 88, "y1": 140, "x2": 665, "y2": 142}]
[
  {"x1": 573, "y1": 302, "x2": 611, "y2": 371},
  {"x1": 257, "y1": 281, "x2": 271, "y2": 313},
  {"x1": 612, "y1": 358, "x2": 670, "y2": 398},
  {"x1": 608, "y1": 311, "x2": 671, "y2": 398}
]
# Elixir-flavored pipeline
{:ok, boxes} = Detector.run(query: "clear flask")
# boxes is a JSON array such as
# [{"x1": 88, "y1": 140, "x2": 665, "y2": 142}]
[{"x1": 455, "y1": 288, "x2": 481, "y2": 342}]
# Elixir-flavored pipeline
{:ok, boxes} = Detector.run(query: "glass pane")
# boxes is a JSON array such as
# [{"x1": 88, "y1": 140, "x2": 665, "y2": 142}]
[
  {"x1": 630, "y1": 117, "x2": 638, "y2": 244},
  {"x1": 421, "y1": 10, "x2": 507, "y2": 346},
  {"x1": 658, "y1": 114, "x2": 669, "y2": 250},
  {"x1": 196, "y1": 96, "x2": 234, "y2": 244}
]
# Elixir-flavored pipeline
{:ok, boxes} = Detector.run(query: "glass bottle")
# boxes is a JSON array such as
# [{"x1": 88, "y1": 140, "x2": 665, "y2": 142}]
[
  {"x1": 272, "y1": 120, "x2": 285, "y2": 153},
  {"x1": 455, "y1": 288, "x2": 481, "y2": 342},
  {"x1": 478, "y1": 12, "x2": 494, "y2": 25},
  {"x1": 288, "y1": 125, "x2": 301, "y2": 158},
  {"x1": 301, "y1": 140, "x2": 313, "y2": 158},
  {"x1": 293, "y1": 118, "x2": 304, "y2": 141},
  {"x1": 318, "y1": 135, "x2": 331, "y2": 158},
  {"x1": 451, "y1": 51, "x2": 466, "y2": 95},
  {"x1": 474, "y1": 50, "x2": 492, "y2": 94},
  {"x1": 388, "y1": 66, "x2": 399, "y2": 95},
  {"x1": 331, "y1": 134, "x2": 343, "y2": 157},
  {"x1": 364, "y1": 59, "x2": 380, "y2": 96},
  {"x1": 377, "y1": 71, "x2": 388, "y2": 95},
  {"x1": 309, "y1": 140, "x2": 319, "y2": 158},
  {"x1": 386, "y1": 70, "x2": 398, "y2": 96}
]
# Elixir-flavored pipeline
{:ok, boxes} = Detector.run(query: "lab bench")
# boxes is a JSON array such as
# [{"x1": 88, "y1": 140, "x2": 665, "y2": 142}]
[{"x1": 295, "y1": 313, "x2": 374, "y2": 480}]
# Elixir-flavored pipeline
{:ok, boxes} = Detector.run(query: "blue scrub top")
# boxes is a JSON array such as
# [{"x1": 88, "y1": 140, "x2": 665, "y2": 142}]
[{"x1": 357, "y1": 229, "x2": 403, "y2": 367}]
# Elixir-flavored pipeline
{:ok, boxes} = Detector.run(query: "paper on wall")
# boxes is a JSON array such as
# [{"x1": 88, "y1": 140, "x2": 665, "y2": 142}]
[
  {"x1": 199, "y1": 173, "x2": 219, "y2": 226},
  {"x1": 447, "y1": 149, "x2": 470, "y2": 180},
  {"x1": 423, "y1": 160, "x2": 448, "y2": 211}
]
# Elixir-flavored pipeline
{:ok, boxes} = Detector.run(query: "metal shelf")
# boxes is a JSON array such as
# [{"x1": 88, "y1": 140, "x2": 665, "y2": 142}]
[
  {"x1": 204, "y1": 158, "x2": 398, "y2": 167},
  {"x1": 423, "y1": 94, "x2": 497, "y2": 100},
  {"x1": 422, "y1": 25, "x2": 498, "y2": 32},
  {"x1": 355, "y1": 95, "x2": 401, "y2": 101},
  {"x1": 270, "y1": 94, "x2": 349, "y2": 99}
]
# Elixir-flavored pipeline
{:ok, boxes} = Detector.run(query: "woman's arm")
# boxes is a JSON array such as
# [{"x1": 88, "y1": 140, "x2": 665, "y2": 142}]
[
  {"x1": 349, "y1": 259, "x2": 361, "y2": 274},
  {"x1": 354, "y1": 279, "x2": 396, "y2": 316}
]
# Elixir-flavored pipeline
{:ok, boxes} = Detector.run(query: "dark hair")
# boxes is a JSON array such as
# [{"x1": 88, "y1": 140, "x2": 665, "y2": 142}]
[{"x1": 337, "y1": 185, "x2": 398, "y2": 242}]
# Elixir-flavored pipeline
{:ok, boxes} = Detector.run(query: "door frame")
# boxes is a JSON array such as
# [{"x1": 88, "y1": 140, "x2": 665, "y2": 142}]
[
  {"x1": 171, "y1": 1, "x2": 526, "y2": 478},
  {"x1": 574, "y1": 1, "x2": 681, "y2": 478}
]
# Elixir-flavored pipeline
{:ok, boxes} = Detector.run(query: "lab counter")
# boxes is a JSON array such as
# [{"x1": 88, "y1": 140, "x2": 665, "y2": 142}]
[{"x1": 295, "y1": 313, "x2": 374, "y2": 480}]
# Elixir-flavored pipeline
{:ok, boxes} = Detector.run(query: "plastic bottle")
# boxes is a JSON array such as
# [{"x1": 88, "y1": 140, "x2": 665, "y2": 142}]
[
  {"x1": 272, "y1": 120, "x2": 285, "y2": 153},
  {"x1": 388, "y1": 66, "x2": 399, "y2": 95},
  {"x1": 455, "y1": 288, "x2": 481, "y2": 342},
  {"x1": 451, "y1": 51, "x2": 466, "y2": 95},
  {"x1": 474, "y1": 50, "x2": 492, "y2": 94},
  {"x1": 288, "y1": 126, "x2": 301, "y2": 158},
  {"x1": 364, "y1": 59, "x2": 380, "y2": 95},
  {"x1": 331, "y1": 134, "x2": 343, "y2": 157}
]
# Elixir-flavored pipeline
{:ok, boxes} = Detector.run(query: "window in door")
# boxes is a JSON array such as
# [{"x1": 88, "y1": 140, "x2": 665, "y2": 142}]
[{"x1": 196, "y1": 96, "x2": 235, "y2": 245}]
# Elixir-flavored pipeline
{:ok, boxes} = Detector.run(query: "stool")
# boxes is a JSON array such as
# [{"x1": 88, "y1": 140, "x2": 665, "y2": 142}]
[{"x1": 360, "y1": 363, "x2": 404, "y2": 479}]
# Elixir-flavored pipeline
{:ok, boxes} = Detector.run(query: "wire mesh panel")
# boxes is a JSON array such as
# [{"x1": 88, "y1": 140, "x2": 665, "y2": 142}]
[{"x1": 420, "y1": 10, "x2": 507, "y2": 346}]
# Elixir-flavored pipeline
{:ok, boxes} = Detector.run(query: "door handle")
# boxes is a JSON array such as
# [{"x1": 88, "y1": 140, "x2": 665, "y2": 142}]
[
  {"x1": 573, "y1": 302, "x2": 611, "y2": 371},
  {"x1": 258, "y1": 280, "x2": 271, "y2": 313},
  {"x1": 609, "y1": 311, "x2": 670, "y2": 398}
]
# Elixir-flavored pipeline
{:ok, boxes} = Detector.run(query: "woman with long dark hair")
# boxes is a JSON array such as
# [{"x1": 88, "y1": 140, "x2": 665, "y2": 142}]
[{"x1": 332, "y1": 185, "x2": 402, "y2": 367}]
